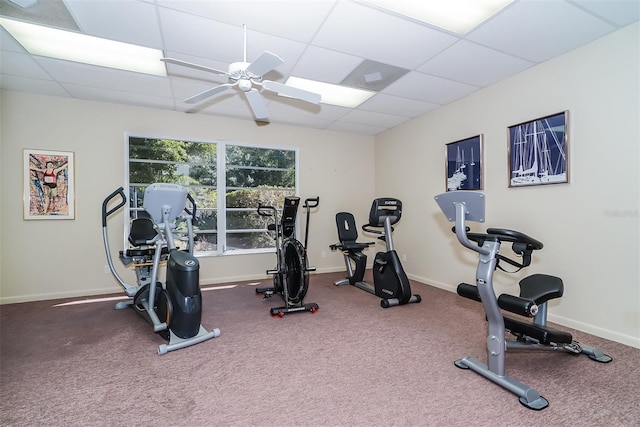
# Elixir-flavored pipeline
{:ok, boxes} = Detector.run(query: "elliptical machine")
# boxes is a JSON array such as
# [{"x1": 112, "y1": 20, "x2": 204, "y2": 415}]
[
  {"x1": 102, "y1": 183, "x2": 220, "y2": 355},
  {"x1": 330, "y1": 198, "x2": 421, "y2": 308},
  {"x1": 256, "y1": 196, "x2": 320, "y2": 317},
  {"x1": 434, "y1": 191, "x2": 611, "y2": 410}
]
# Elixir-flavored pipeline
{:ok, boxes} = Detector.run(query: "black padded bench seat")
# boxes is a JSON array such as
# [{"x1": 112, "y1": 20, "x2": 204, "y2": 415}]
[{"x1": 504, "y1": 315, "x2": 572, "y2": 345}]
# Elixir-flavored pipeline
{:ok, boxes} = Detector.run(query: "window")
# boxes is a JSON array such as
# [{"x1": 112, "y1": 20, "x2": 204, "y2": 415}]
[{"x1": 126, "y1": 135, "x2": 297, "y2": 255}]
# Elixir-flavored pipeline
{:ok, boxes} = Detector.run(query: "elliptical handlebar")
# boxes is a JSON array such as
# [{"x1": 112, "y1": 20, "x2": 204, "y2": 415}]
[
  {"x1": 184, "y1": 193, "x2": 198, "y2": 220},
  {"x1": 102, "y1": 187, "x2": 127, "y2": 227}
]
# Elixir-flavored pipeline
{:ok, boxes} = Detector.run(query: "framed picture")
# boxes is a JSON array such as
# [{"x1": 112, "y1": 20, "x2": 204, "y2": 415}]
[
  {"x1": 23, "y1": 149, "x2": 75, "y2": 220},
  {"x1": 508, "y1": 111, "x2": 569, "y2": 187},
  {"x1": 445, "y1": 135, "x2": 483, "y2": 191}
]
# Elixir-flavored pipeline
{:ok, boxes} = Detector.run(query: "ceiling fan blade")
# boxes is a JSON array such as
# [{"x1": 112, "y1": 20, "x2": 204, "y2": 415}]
[
  {"x1": 244, "y1": 88, "x2": 269, "y2": 121},
  {"x1": 184, "y1": 83, "x2": 235, "y2": 104},
  {"x1": 245, "y1": 51, "x2": 284, "y2": 77},
  {"x1": 261, "y1": 80, "x2": 321, "y2": 104},
  {"x1": 161, "y1": 58, "x2": 228, "y2": 76}
]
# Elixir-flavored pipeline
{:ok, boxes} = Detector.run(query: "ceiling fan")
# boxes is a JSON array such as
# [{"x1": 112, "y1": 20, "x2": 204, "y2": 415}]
[{"x1": 161, "y1": 25, "x2": 321, "y2": 122}]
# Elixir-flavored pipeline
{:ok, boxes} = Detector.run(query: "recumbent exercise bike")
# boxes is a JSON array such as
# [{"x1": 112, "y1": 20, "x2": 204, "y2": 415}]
[
  {"x1": 102, "y1": 183, "x2": 220, "y2": 355},
  {"x1": 434, "y1": 191, "x2": 611, "y2": 410},
  {"x1": 256, "y1": 196, "x2": 320, "y2": 317},
  {"x1": 330, "y1": 198, "x2": 421, "y2": 308}
]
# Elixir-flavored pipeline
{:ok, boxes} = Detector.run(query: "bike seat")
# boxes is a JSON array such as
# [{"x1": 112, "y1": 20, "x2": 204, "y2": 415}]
[
  {"x1": 331, "y1": 240, "x2": 374, "y2": 252},
  {"x1": 518, "y1": 274, "x2": 564, "y2": 305}
]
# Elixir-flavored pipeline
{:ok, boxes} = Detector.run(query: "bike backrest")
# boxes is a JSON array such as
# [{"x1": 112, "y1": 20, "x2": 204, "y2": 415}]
[
  {"x1": 368, "y1": 198, "x2": 402, "y2": 227},
  {"x1": 335, "y1": 212, "x2": 359, "y2": 244}
]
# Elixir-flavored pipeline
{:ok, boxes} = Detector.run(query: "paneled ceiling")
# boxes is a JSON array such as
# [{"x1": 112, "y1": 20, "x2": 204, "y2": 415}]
[{"x1": 1, "y1": 0, "x2": 638, "y2": 135}]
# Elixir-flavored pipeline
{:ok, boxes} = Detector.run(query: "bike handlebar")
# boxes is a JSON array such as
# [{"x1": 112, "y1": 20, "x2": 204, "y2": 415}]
[
  {"x1": 257, "y1": 204, "x2": 276, "y2": 217},
  {"x1": 303, "y1": 197, "x2": 320, "y2": 209}
]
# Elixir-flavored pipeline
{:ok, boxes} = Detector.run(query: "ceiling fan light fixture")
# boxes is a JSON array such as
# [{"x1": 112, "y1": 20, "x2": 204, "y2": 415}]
[
  {"x1": 360, "y1": 0, "x2": 514, "y2": 34},
  {"x1": 0, "y1": 17, "x2": 166, "y2": 76},
  {"x1": 285, "y1": 77, "x2": 375, "y2": 108}
]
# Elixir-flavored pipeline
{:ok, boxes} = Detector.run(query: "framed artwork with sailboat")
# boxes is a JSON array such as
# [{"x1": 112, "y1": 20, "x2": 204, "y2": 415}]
[
  {"x1": 508, "y1": 111, "x2": 569, "y2": 187},
  {"x1": 445, "y1": 135, "x2": 483, "y2": 191}
]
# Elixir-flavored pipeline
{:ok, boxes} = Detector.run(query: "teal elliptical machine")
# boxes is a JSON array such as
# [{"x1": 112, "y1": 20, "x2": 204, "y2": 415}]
[
  {"x1": 102, "y1": 183, "x2": 220, "y2": 355},
  {"x1": 434, "y1": 191, "x2": 611, "y2": 410}
]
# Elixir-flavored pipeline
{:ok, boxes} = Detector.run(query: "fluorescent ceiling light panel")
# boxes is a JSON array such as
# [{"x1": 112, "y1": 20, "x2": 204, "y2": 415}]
[
  {"x1": 285, "y1": 77, "x2": 375, "y2": 108},
  {"x1": 0, "y1": 17, "x2": 166, "y2": 76},
  {"x1": 361, "y1": 0, "x2": 514, "y2": 34}
]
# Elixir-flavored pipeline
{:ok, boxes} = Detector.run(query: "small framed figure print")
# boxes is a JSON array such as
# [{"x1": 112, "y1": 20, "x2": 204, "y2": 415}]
[
  {"x1": 24, "y1": 149, "x2": 75, "y2": 220},
  {"x1": 508, "y1": 111, "x2": 569, "y2": 187},
  {"x1": 445, "y1": 135, "x2": 483, "y2": 191}
]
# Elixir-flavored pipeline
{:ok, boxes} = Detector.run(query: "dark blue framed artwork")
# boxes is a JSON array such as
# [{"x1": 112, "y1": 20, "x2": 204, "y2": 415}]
[
  {"x1": 508, "y1": 111, "x2": 569, "y2": 187},
  {"x1": 446, "y1": 135, "x2": 483, "y2": 191}
]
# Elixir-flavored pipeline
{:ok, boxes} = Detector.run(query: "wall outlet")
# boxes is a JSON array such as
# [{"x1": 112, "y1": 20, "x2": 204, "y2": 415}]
[
  {"x1": 402, "y1": 254, "x2": 407, "y2": 262},
  {"x1": 104, "y1": 265, "x2": 110, "y2": 274},
  {"x1": 321, "y1": 251, "x2": 327, "y2": 258}
]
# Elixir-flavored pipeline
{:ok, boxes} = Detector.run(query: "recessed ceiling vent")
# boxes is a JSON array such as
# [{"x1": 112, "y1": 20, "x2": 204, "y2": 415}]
[
  {"x1": 340, "y1": 59, "x2": 409, "y2": 92},
  {"x1": 0, "y1": 0, "x2": 79, "y2": 31}
]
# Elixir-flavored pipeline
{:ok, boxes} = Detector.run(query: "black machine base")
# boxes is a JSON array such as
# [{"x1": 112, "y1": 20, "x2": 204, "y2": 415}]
[{"x1": 255, "y1": 286, "x2": 319, "y2": 317}]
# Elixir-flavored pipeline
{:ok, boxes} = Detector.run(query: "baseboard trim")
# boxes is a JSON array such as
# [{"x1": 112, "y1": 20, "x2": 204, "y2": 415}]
[{"x1": 407, "y1": 273, "x2": 640, "y2": 349}]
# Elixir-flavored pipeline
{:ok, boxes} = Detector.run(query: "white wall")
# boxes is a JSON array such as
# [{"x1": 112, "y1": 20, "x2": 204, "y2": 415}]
[
  {"x1": 1, "y1": 23, "x2": 638, "y2": 349},
  {"x1": 0, "y1": 93, "x2": 375, "y2": 302},
  {"x1": 375, "y1": 23, "x2": 639, "y2": 348}
]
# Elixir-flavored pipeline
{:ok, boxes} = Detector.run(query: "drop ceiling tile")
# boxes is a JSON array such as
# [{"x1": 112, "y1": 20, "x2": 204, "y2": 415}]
[
  {"x1": 34, "y1": 57, "x2": 173, "y2": 97},
  {"x1": 340, "y1": 109, "x2": 409, "y2": 128},
  {"x1": 65, "y1": 0, "x2": 163, "y2": 48},
  {"x1": 0, "y1": 74, "x2": 69, "y2": 97},
  {"x1": 383, "y1": 71, "x2": 479, "y2": 105},
  {"x1": 159, "y1": 8, "x2": 305, "y2": 76},
  {"x1": 568, "y1": 0, "x2": 640, "y2": 26},
  {"x1": 467, "y1": 0, "x2": 616, "y2": 63},
  {"x1": 418, "y1": 40, "x2": 535, "y2": 87},
  {"x1": 311, "y1": 1, "x2": 459, "y2": 69},
  {"x1": 358, "y1": 93, "x2": 439, "y2": 118},
  {"x1": 1, "y1": 28, "x2": 26, "y2": 53},
  {"x1": 159, "y1": 10, "x2": 245, "y2": 62},
  {"x1": 268, "y1": 98, "x2": 350, "y2": 121},
  {"x1": 0, "y1": 51, "x2": 51, "y2": 80},
  {"x1": 290, "y1": 46, "x2": 363, "y2": 84},
  {"x1": 62, "y1": 83, "x2": 175, "y2": 109},
  {"x1": 157, "y1": 0, "x2": 335, "y2": 43}
]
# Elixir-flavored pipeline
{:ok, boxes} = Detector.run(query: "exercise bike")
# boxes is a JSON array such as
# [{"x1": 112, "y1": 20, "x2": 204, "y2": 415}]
[
  {"x1": 102, "y1": 183, "x2": 220, "y2": 355},
  {"x1": 330, "y1": 198, "x2": 421, "y2": 308},
  {"x1": 256, "y1": 196, "x2": 320, "y2": 317},
  {"x1": 434, "y1": 191, "x2": 611, "y2": 410}
]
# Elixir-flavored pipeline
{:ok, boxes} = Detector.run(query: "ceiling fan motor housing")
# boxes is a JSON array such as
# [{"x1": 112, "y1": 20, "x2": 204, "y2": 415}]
[{"x1": 238, "y1": 79, "x2": 252, "y2": 92}]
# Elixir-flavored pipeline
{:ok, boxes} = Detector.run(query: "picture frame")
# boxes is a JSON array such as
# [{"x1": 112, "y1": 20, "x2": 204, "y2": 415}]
[
  {"x1": 508, "y1": 111, "x2": 569, "y2": 187},
  {"x1": 23, "y1": 149, "x2": 75, "y2": 220},
  {"x1": 445, "y1": 135, "x2": 483, "y2": 191}
]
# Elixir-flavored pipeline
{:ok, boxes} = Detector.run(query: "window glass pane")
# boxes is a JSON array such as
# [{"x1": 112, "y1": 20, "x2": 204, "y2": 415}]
[{"x1": 227, "y1": 231, "x2": 272, "y2": 250}]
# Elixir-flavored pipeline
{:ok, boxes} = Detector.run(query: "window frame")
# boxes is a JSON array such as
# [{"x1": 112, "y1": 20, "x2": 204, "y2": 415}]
[{"x1": 124, "y1": 133, "x2": 299, "y2": 257}]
